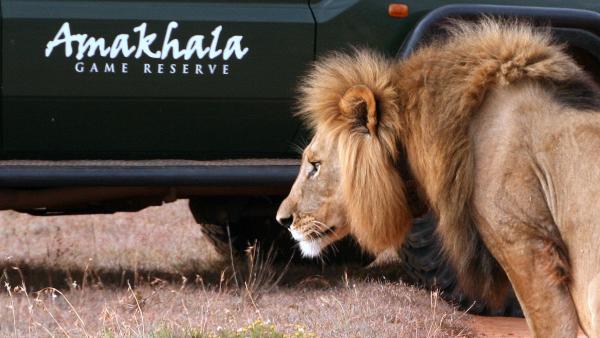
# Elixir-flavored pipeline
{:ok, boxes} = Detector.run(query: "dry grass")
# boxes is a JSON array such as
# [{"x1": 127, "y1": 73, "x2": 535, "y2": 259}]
[
  {"x1": 0, "y1": 276, "x2": 469, "y2": 337},
  {"x1": 0, "y1": 200, "x2": 470, "y2": 337}
]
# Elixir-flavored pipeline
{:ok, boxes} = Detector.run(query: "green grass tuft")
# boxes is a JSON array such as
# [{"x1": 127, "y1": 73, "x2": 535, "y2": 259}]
[{"x1": 149, "y1": 320, "x2": 315, "y2": 338}]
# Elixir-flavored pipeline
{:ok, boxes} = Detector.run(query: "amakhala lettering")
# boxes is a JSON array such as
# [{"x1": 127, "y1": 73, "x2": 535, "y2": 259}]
[{"x1": 45, "y1": 22, "x2": 250, "y2": 61}]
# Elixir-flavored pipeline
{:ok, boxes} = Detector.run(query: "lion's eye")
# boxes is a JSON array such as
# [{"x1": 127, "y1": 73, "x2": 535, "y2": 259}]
[{"x1": 308, "y1": 161, "x2": 321, "y2": 177}]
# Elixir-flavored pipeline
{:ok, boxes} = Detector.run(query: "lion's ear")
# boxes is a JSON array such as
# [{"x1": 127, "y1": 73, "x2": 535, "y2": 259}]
[{"x1": 339, "y1": 84, "x2": 378, "y2": 135}]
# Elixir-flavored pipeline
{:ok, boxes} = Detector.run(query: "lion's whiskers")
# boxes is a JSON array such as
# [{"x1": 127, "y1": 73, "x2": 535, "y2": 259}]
[{"x1": 312, "y1": 220, "x2": 332, "y2": 233}]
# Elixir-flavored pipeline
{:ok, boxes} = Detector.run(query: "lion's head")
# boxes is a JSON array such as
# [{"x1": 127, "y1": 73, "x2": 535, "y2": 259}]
[{"x1": 276, "y1": 50, "x2": 413, "y2": 258}]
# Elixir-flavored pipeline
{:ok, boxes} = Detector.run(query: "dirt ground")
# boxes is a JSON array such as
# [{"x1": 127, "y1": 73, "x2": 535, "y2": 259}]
[{"x1": 0, "y1": 199, "x2": 556, "y2": 337}]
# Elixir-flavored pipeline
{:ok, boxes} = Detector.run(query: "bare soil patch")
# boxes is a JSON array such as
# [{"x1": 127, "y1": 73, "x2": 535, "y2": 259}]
[{"x1": 0, "y1": 200, "x2": 223, "y2": 274}]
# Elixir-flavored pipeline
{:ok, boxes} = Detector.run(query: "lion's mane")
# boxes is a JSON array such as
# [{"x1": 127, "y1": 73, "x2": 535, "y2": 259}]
[{"x1": 297, "y1": 50, "x2": 412, "y2": 254}]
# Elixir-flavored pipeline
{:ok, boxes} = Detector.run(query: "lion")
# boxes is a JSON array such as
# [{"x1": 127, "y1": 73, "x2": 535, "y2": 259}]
[{"x1": 276, "y1": 19, "x2": 600, "y2": 337}]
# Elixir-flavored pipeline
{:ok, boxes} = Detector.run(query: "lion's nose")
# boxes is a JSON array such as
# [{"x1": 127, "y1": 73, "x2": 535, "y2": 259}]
[{"x1": 276, "y1": 215, "x2": 293, "y2": 228}]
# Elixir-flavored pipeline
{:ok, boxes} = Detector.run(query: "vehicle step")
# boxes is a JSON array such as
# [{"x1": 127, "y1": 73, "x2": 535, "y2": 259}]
[
  {"x1": 0, "y1": 159, "x2": 299, "y2": 167},
  {"x1": 0, "y1": 159, "x2": 300, "y2": 187}
]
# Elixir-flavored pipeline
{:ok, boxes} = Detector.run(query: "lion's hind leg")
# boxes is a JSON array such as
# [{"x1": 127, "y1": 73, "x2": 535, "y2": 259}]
[{"x1": 476, "y1": 217, "x2": 580, "y2": 337}]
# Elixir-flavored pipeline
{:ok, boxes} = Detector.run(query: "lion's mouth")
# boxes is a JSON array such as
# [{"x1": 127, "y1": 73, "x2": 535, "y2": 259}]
[{"x1": 289, "y1": 225, "x2": 337, "y2": 241}]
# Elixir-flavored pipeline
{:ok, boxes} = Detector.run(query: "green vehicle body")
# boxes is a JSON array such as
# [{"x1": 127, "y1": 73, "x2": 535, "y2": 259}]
[{"x1": 4, "y1": 0, "x2": 600, "y2": 161}]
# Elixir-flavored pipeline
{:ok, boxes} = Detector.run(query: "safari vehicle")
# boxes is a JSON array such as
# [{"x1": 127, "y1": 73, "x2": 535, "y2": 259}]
[{"x1": 3, "y1": 0, "x2": 600, "y2": 314}]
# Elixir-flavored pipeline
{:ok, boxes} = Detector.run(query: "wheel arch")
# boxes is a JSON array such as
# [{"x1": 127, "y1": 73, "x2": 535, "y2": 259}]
[{"x1": 397, "y1": 4, "x2": 600, "y2": 77}]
